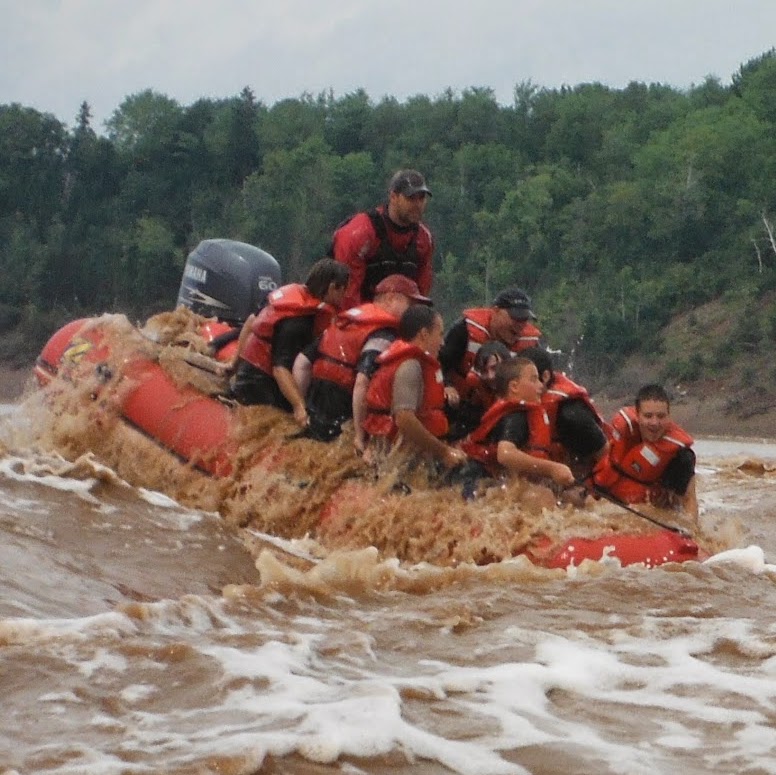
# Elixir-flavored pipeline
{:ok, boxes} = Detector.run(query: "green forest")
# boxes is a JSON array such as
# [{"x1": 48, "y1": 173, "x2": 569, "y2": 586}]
[{"x1": 2, "y1": 49, "x2": 776, "y2": 387}]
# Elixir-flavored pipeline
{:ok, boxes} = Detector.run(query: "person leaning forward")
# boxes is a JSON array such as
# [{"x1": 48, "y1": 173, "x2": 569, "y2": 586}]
[
  {"x1": 293, "y1": 274, "x2": 433, "y2": 445},
  {"x1": 330, "y1": 169, "x2": 434, "y2": 309},
  {"x1": 439, "y1": 286, "x2": 543, "y2": 406},
  {"x1": 362, "y1": 304, "x2": 466, "y2": 470},
  {"x1": 230, "y1": 258, "x2": 349, "y2": 426}
]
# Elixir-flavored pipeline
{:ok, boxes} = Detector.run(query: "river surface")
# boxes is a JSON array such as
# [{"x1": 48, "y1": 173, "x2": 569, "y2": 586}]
[{"x1": 2, "y1": 391, "x2": 776, "y2": 775}]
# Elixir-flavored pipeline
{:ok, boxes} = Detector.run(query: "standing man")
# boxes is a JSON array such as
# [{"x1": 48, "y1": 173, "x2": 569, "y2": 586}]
[{"x1": 330, "y1": 169, "x2": 434, "y2": 309}]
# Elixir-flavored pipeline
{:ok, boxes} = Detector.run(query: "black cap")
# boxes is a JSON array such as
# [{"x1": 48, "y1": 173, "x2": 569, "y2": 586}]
[
  {"x1": 389, "y1": 169, "x2": 432, "y2": 197},
  {"x1": 493, "y1": 287, "x2": 537, "y2": 320}
]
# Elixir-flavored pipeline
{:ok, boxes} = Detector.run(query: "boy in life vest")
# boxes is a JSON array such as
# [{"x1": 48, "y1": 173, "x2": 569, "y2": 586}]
[
  {"x1": 330, "y1": 169, "x2": 434, "y2": 309},
  {"x1": 439, "y1": 286, "x2": 543, "y2": 406},
  {"x1": 592, "y1": 384, "x2": 698, "y2": 520},
  {"x1": 293, "y1": 274, "x2": 432, "y2": 444},
  {"x1": 363, "y1": 304, "x2": 466, "y2": 472},
  {"x1": 231, "y1": 258, "x2": 349, "y2": 426},
  {"x1": 460, "y1": 357, "x2": 576, "y2": 509},
  {"x1": 521, "y1": 347, "x2": 610, "y2": 479}
]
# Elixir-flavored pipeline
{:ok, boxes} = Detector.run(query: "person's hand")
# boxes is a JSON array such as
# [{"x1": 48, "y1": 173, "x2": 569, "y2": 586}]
[
  {"x1": 442, "y1": 446, "x2": 467, "y2": 469},
  {"x1": 550, "y1": 462, "x2": 575, "y2": 487},
  {"x1": 293, "y1": 404, "x2": 309, "y2": 428},
  {"x1": 217, "y1": 359, "x2": 236, "y2": 378},
  {"x1": 444, "y1": 386, "x2": 460, "y2": 407},
  {"x1": 353, "y1": 433, "x2": 366, "y2": 455}
]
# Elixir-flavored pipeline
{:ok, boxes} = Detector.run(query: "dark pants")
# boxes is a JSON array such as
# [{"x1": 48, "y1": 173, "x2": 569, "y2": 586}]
[{"x1": 230, "y1": 361, "x2": 290, "y2": 410}]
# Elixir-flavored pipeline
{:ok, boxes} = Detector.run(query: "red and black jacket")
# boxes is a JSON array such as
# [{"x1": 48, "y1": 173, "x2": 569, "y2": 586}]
[
  {"x1": 311, "y1": 303, "x2": 399, "y2": 391},
  {"x1": 459, "y1": 398, "x2": 551, "y2": 474},
  {"x1": 241, "y1": 284, "x2": 333, "y2": 374}
]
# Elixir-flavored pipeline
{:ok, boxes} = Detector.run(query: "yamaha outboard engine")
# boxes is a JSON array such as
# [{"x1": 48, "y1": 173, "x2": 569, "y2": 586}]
[{"x1": 176, "y1": 239, "x2": 282, "y2": 325}]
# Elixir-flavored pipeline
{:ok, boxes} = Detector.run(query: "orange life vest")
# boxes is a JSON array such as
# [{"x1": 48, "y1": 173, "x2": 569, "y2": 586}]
[
  {"x1": 450, "y1": 308, "x2": 542, "y2": 392},
  {"x1": 311, "y1": 303, "x2": 398, "y2": 391},
  {"x1": 458, "y1": 370, "x2": 498, "y2": 411},
  {"x1": 459, "y1": 398, "x2": 551, "y2": 473},
  {"x1": 241, "y1": 284, "x2": 333, "y2": 374},
  {"x1": 363, "y1": 340, "x2": 448, "y2": 440},
  {"x1": 594, "y1": 406, "x2": 694, "y2": 503},
  {"x1": 542, "y1": 372, "x2": 609, "y2": 461}
]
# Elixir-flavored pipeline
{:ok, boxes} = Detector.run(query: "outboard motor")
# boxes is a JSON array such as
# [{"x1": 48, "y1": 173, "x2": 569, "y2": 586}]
[{"x1": 176, "y1": 239, "x2": 282, "y2": 326}]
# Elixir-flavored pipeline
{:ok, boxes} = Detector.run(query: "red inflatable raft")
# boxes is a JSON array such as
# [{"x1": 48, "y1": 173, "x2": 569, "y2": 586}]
[{"x1": 34, "y1": 316, "x2": 703, "y2": 571}]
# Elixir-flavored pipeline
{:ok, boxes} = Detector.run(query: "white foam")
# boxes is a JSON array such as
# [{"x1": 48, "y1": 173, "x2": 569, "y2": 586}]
[
  {"x1": 0, "y1": 455, "x2": 102, "y2": 503},
  {"x1": 704, "y1": 545, "x2": 776, "y2": 574}
]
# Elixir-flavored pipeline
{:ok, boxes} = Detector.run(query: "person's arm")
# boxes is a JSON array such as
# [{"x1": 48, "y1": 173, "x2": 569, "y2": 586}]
[
  {"x1": 392, "y1": 359, "x2": 465, "y2": 468},
  {"x1": 292, "y1": 337, "x2": 319, "y2": 399},
  {"x1": 395, "y1": 409, "x2": 465, "y2": 468},
  {"x1": 555, "y1": 400, "x2": 608, "y2": 459},
  {"x1": 681, "y1": 475, "x2": 699, "y2": 521},
  {"x1": 415, "y1": 225, "x2": 434, "y2": 296},
  {"x1": 331, "y1": 214, "x2": 374, "y2": 309},
  {"x1": 496, "y1": 441, "x2": 575, "y2": 486},
  {"x1": 291, "y1": 352, "x2": 313, "y2": 398},
  {"x1": 352, "y1": 372, "x2": 370, "y2": 453},
  {"x1": 353, "y1": 331, "x2": 394, "y2": 453},
  {"x1": 272, "y1": 317, "x2": 315, "y2": 426},
  {"x1": 438, "y1": 319, "x2": 469, "y2": 378},
  {"x1": 272, "y1": 366, "x2": 308, "y2": 426},
  {"x1": 228, "y1": 313, "x2": 255, "y2": 370}
]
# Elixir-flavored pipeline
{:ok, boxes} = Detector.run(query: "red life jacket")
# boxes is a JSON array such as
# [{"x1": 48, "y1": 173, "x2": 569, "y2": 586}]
[
  {"x1": 450, "y1": 308, "x2": 543, "y2": 392},
  {"x1": 459, "y1": 398, "x2": 551, "y2": 473},
  {"x1": 458, "y1": 370, "x2": 497, "y2": 411},
  {"x1": 198, "y1": 320, "x2": 240, "y2": 363},
  {"x1": 241, "y1": 284, "x2": 333, "y2": 374},
  {"x1": 542, "y1": 372, "x2": 609, "y2": 461},
  {"x1": 595, "y1": 406, "x2": 694, "y2": 503},
  {"x1": 311, "y1": 303, "x2": 398, "y2": 391},
  {"x1": 330, "y1": 206, "x2": 431, "y2": 302},
  {"x1": 363, "y1": 340, "x2": 448, "y2": 440}
]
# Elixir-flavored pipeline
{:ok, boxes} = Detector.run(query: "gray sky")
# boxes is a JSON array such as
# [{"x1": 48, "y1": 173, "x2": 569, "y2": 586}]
[{"x1": 2, "y1": 0, "x2": 775, "y2": 130}]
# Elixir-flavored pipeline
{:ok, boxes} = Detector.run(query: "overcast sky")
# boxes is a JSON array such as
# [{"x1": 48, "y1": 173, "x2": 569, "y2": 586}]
[{"x1": 2, "y1": 0, "x2": 775, "y2": 131}]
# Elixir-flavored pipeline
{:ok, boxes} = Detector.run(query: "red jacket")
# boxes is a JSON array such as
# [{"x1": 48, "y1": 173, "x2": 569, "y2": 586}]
[
  {"x1": 458, "y1": 370, "x2": 498, "y2": 412},
  {"x1": 449, "y1": 308, "x2": 542, "y2": 393},
  {"x1": 312, "y1": 303, "x2": 399, "y2": 391},
  {"x1": 241, "y1": 284, "x2": 333, "y2": 374},
  {"x1": 363, "y1": 340, "x2": 448, "y2": 440},
  {"x1": 459, "y1": 398, "x2": 551, "y2": 473},
  {"x1": 331, "y1": 206, "x2": 434, "y2": 309},
  {"x1": 593, "y1": 406, "x2": 694, "y2": 503}
]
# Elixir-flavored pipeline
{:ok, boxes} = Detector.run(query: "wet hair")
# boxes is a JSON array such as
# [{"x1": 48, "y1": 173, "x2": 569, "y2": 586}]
[
  {"x1": 520, "y1": 346, "x2": 554, "y2": 379},
  {"x1": 304, "y1": 258, "x2": 349, "y2": 300},
  {"x1": 635, "y1": 383, "x2": 671, "y2": 410},
  {"x1": 473, "y1": 340, "x2": 511, "y2": 374},
  {"x1": 398, "y1": 303, "x2": 440, "y2": 340},
  {"x1": 493, "y1": 356, "x2": 534, "y2": 397}
]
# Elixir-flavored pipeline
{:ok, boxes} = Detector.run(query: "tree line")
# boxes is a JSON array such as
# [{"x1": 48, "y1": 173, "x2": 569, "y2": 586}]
[{"x1": 2, "y1": 49, "x2": 776, "y2": 381}]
